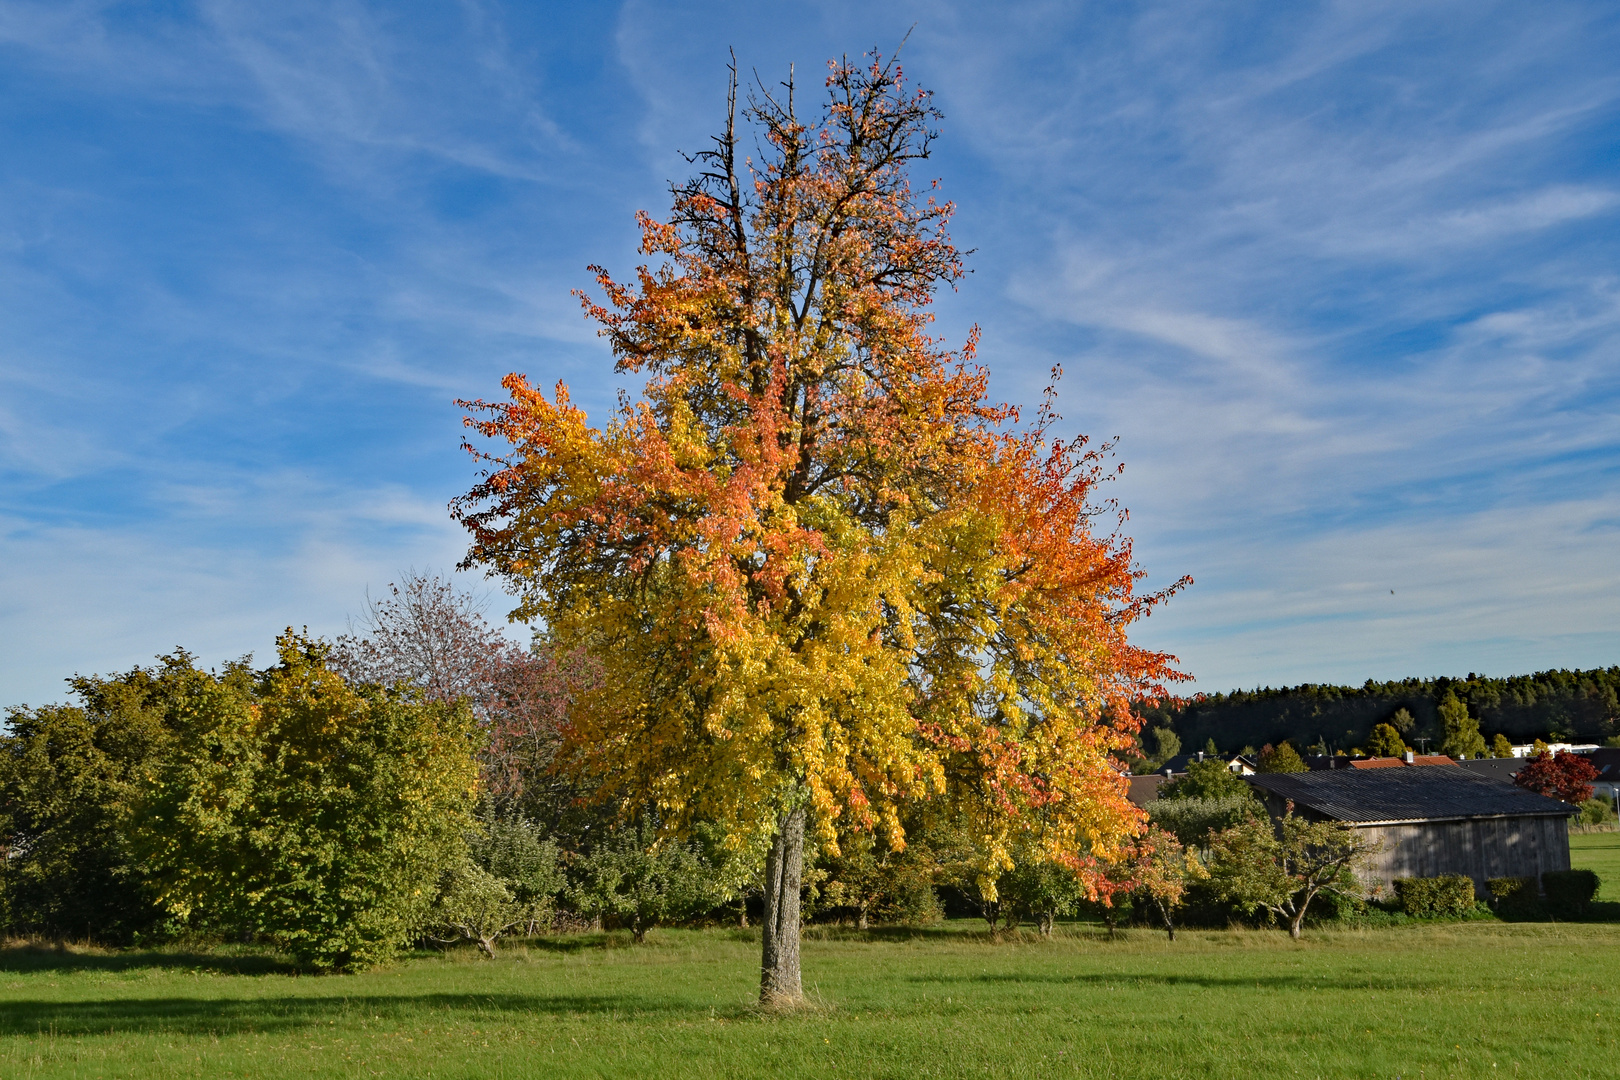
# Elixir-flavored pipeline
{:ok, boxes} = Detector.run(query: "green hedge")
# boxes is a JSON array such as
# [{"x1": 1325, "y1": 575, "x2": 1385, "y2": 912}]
[
  {"x1": 1393, "y1": 875, "x2": 1477, "y2": 917},
  {"x1": 1542, "y1": 870, "x2": 1599, "y2": 913},
  {"x1": 1487, "y1": 876, "x2": 1537, "y2": 906}
]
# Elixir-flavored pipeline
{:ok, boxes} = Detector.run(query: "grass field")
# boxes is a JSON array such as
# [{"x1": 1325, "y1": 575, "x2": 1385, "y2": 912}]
[
  {"x1": 1570, "y1": 830, "x2": 1620, "y2": 901},
  {"x1": 1, "y1": 833, "x2": 1615, "y2": 1080}
]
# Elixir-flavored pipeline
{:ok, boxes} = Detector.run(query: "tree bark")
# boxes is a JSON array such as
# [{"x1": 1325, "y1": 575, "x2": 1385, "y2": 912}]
[{"x1": 760, "y1": 805, "x2": 806, "y2": 1005}]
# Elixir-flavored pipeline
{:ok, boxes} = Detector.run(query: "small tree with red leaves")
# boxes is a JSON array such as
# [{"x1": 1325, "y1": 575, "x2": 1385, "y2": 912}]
[{"x1": 1514, "y1": 751, "x2": 1599, "y2": 805}]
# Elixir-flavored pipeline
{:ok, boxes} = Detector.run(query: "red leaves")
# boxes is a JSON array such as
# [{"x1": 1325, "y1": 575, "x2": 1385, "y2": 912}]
[
  {"x1": 449, "y1": 48, "x2": 1187, "y2": 876},
  {"x1": 1515, "y1": 750, "x2": 1599, "y2": 804}
]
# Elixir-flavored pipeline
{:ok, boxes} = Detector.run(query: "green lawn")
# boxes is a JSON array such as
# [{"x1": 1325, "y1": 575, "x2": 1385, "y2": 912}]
[
  {"x1": 1570, "y1": 829, "x2": 1620, "y2": 900},
  {"x1": 4, "y1": 913, "x2": 1619, "y2": 1080}
]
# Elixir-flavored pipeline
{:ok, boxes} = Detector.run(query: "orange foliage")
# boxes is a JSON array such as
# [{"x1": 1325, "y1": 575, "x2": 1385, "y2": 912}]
[{"x1": 452, "y1": 50, "x2": 1188, "y2": 893}]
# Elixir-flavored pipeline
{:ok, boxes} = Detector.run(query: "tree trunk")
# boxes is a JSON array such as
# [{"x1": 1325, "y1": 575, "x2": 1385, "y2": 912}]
[
  {"x1": 857, "y1": 905, "x2": 869, "y2": 931},
  {"x1": 1038, "y1": 912, "x2": 1053, "y2": 938},
  {"x1": 760, "y1": 805, "x2": 805, "y2": 1005},
  {"x1": 1288, "y1": 889, "x2": 1315, "y2": 939}
]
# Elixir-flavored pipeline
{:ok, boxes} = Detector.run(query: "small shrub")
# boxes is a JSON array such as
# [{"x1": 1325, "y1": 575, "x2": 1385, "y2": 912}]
[
  {"x1": 1393, "y1": 875, "x2": 1476, "y2": 917},
  {"x1": 1541, "y1": 870, "x2": 1599, "y2": 914},
  {"x1": 1487, "y1": 876, "x2": 1536, "y2": 902},
  {"x1": 1578, "y1": 798, "x2": 1615, "y2": 827}
]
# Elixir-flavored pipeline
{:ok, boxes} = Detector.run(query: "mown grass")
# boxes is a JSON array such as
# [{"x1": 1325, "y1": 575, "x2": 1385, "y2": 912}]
[
  {"x1": 1570, "y1": 829, "x2": 1620, "y2": 901},
  {"x1": 5, "y1": 920, "x2": 1618, "y2": 1079},
  {"x1": 0, "y1": 831, "x2": 1613, "y2": 1080}
]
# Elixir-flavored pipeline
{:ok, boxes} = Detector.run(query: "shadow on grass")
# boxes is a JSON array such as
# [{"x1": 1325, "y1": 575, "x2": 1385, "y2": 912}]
[
  {"x1": 803, "y1": 925, "x2": 989, "y2": 944},
  {"x1": 0, "y1": 990, "x2": 697, "y2": 1036},
  {"x1": 0, "y1": 944, "x2": 296, "y2": 977},
  {"x1": 906, "y1": 970, "x2": 1438, "y2": 991},
  {"x1": 1489, "y1": 900, "x2": 1620, "y2": 923}
]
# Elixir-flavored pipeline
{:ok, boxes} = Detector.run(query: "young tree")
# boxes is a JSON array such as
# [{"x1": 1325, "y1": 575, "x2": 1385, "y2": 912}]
[
  {"x1": 431, "y1": 804, "x2": 565, "y2": 954},
  {"x1": 570, "y1": 821, "x2": 720, "y2": 942},
  {"x1": 1077, "y1": 845, "x2": 1145, "y2": 939},
  {"x1": 1514, "y1": 751, "x2": 1599, "y2": 804},
  {"x1": 1438, "y1": 692, "x2": 1486, "y2": 759},
  {"x1": 1364, "y1": 723, "x2": 1407, "y2": 758},
  {"x1": 451, "y1": 52, "x2": 1185, "y2": 1003},
  {"x1": 1490, "y1": 733, "x2": 1514, "y2": 759},
  {"x1": 1131, "y1": 826, "x2": 1205, "y2": 941},
  {"x1": 1388, "y1": 707, "x2": 1416, "y2": 735},
  {"x1": 330, "y1": 571, "x2": 508, "y2": 706},
  {"x1": 431, "y1": 862, "x2": 530, "y2": 959},
  {"x1": 819, "y1": 829, "x2": 939, "y2": 929},
  {"x1": 330, "y1": 570, "x2": 600, "y2": 823},
  {"x1": 1205, "y1": 809, "x2": 1377, "y2": 938}
]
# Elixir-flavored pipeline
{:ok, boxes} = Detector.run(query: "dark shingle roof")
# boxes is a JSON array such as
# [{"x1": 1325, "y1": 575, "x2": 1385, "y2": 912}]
[
  {"x1": 1456, "y1": 758, "x2": 1524, "y2": 783},
  {"x1": 1246, "y1": 765, "x2": 1577, "y2": 825}
]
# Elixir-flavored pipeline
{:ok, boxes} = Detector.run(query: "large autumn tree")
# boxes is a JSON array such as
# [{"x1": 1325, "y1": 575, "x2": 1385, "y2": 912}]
[{"x1": 453, "y1": 51, "x2": 1186, "y2": 1003}]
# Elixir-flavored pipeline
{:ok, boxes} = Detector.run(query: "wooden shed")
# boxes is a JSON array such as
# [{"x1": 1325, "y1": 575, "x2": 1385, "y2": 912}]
[{"x1": 1246, "y1": 766, "x2": 1577, "y2": 899}]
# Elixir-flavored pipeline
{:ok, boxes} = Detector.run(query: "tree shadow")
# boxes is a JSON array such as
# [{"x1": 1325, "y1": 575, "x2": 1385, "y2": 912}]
[
  {"x1": 1490, "y1": 899, "x2": 1620, "y2": 923},
  {"x1": 0, "y1": 943, "x2": 297, "y2": 977},
  {"x1": 0, "y1": 991, "x2": 697, "y2": 1037},
  {"x1": 803, "y1": 925, "x2": 985, "y2": 944},
  {"x1": 907, "y1": 971, "x2": 1441, "y2": 992}
]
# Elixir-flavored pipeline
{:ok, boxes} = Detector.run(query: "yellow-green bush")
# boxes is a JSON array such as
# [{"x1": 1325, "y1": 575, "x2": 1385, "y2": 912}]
[{"x1": 1393, "y1": 874, "x2": 1476, "y2": 917}]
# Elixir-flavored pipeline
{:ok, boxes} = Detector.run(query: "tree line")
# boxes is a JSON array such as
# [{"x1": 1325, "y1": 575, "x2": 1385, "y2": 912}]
[{"x1": 1136, "y1": 669, "x2": 1620, "y2": 760}]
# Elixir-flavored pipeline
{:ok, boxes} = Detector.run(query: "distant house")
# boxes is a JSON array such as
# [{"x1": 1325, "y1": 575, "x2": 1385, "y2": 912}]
[
  {"x1": 1583, "y1": 749, "x2": 1620, "y2": 803},
  {"x1": 1126, "y1": 774, "x2": 1167, "y2": 807},
  {"x1": 1302, "y1": 753, "x2": 1456, "y2": 771},
  {"x1": 1156, "y1": 751, "x2": 1253, "y2": 778},
  {"x1": 1348, "y1": 754, "x2": 1457, "y2": 769},
  {"x1": 1245, "y1": 766, "x2": 1577, "y2": 898}
]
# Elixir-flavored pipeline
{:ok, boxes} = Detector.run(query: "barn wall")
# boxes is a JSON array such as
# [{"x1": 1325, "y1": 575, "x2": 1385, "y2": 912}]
[{"x1": 1358, "y1": 816, "x2": 1571, "y2": 897}]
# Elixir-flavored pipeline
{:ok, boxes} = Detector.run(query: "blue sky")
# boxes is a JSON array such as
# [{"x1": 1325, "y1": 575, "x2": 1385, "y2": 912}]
[{"x1": 2, "y1": 0, "x2": 1618, "y2": 708}]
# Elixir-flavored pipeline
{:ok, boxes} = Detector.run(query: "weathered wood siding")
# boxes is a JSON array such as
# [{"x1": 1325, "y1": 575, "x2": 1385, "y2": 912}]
[{"x1": 1356, "y1": 816, "x2": 1571, "y2": 897}]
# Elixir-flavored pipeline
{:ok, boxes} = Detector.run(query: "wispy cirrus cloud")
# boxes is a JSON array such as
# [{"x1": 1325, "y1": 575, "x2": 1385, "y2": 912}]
[{"x1": 2, "y1": 0, "x2": 1617, "y2": 706}]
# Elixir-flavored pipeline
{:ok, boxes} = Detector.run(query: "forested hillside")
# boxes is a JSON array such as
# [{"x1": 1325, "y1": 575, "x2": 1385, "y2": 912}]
[{"x1": 1138, "y1": 668, "x2": 1620, "y2": 756}]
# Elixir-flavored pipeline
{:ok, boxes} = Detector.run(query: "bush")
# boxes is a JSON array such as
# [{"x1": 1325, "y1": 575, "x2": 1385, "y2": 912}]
[
  {"x1": 1578, "y1": 798, "x2": 1615, "y2": 827},
  {"x1": 1485, "y1": 875, "x2": 1537, "y2": 913},
  {"x1": 1393, "y1": 875, "x2": 1476, "y2": 917},
  {"x1": 132, "y1": 633, "x2": 479, "y2": 971},
  {"x1": 1487, "y1": 876, "x2": 1535, "y2": 902},
  {"x1": 1541, "y1": 870, "x2": 1599, "y2": 914}
]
